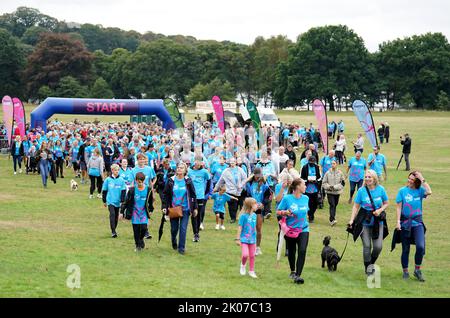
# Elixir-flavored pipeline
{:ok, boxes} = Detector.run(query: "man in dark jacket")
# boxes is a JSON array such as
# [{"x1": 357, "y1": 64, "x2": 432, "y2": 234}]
[
  {"x1": 400, "y1": 133, "x2": 411, "y2": 171},
  {"x1": 285, "y1": 143, "x2": 297, "y2": 167}
]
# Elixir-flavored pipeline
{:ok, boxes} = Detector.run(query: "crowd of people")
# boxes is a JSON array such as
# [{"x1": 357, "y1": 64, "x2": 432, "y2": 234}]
[{"x1": 3, "y1": 116, "x2": 431, "y2": 284}]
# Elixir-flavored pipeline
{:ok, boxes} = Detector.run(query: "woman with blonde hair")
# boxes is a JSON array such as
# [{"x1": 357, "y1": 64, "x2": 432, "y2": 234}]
[
  {"x1": 348, "y1": 169, "x2": 389, "y2": 275},
  {"x1": 11, "y1": 135, "x2": 24, "y2": 175}
]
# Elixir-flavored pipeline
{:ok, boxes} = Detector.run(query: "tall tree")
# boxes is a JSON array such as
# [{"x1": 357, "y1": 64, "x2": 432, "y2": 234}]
[
  {"x1": 0, "y1": 7, "x2": 58, "y2": 38},
  {"x1": 90, "y1": 77, "x2": 114, "y2": 99},
  {"x1": 24, "y1": 33, "x2": 94, "y2": 98},
  {"x1": 276, "y1": 25, "x2": 370, "y2": 110},
  {"x1": 0, "y1": 28, "x2": 26, "y2": 98},
  {"x1": 122, "y1": 39, "x2": 200, "y2": 102},
  {"x1": 186, "y1": 78, "x2": 236, "y2": 106}
]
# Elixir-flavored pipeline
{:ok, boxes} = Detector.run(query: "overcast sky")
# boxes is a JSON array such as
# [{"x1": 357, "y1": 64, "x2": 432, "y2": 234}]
[{"x1": 1, "y1": 0, "x2": 449, "y2": 52}]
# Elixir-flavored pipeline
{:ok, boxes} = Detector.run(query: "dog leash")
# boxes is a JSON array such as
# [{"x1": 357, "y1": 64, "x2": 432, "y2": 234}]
[{"x1": 339, "y1": 231, "x2": 350, "y2": 261}]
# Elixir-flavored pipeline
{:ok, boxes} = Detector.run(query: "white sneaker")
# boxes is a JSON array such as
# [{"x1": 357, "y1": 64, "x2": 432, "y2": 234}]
[
  {"x1": 220, "y1": 225, "x2": 226, "y2": 230},
  {"x1": 14, "y1": 172, "x2": 17, "y2": 175},
  {"x1": 240, "y1": 263, "x2": 246, "y2": 276},
  {"x1": 330, "y1": 220, "x2": 338, "y2": 227},
  {"x1": 19, "y1": 169, "x2": 22, "y2": 174},
  {"x1": 89, "y1": 195, "x2": 93, "y2": 199},
  {"x1": 255, "y1": 247, "x2": 262, "y2": 256},
  {"x1": 249, "y1": 271, "x2": 258, "y2": 279},
  {"x1": 215, "y1": 224, "x2": 220, "y2": 230},
  {"x1": 97, "y1": 194, "x2": 102, "y2": 199},
  {"x1": 200, "y1": 223, "x2": 204, "y2": 231}
]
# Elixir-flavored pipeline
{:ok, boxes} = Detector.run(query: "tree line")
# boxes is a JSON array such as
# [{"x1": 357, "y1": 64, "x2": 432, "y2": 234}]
[{"x1": 1, "y1": 6, "x2": 450, "y2": 110}]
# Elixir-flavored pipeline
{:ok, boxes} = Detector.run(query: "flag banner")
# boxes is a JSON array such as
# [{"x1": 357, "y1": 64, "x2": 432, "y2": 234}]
[
  {"x1": 211, "y1": 96, "x2": 225, "y2": 134},
  {"x1": 163, "y1": 98, "x2": 184, "y2": 133},
  {"x1": 352, "y1": 100, "x2": 378, "y2": 148},
  {"x1": 2, "y1": 95, "x2": 14, "y2": 147},
  {"x1": 12, "y1": 97, "x2": 26, "y2": 139},
  {"x1": 246, "y1": 100, "x2": 262, "y2": 147},
  {"x1": 312, "y1": 99, "x2": 328, "y2": 154}
]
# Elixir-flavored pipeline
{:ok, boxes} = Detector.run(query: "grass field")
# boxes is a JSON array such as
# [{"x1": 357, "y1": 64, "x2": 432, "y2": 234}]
[{"x1": 1, "y1": 105, "x2": 449, "y2": 297}]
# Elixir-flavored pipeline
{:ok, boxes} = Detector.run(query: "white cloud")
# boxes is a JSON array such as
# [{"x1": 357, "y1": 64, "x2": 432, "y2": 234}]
[{"x1": 1, "y1": 0, "x2": 449, "y2": 51}]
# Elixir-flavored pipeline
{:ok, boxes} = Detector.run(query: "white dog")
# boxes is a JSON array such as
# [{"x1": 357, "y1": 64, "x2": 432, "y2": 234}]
[{"x1": 70, "y1": 179, "x2": 79, "y2": 191}]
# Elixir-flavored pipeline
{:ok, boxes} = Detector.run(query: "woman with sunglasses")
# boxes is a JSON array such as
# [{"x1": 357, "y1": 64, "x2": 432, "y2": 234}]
[{"x1": 395, "y1": 171, "x2": 432, "y2": 282}]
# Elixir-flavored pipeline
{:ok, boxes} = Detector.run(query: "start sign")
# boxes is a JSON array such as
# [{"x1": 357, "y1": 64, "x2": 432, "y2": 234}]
[{"x1": 73, "y1": 100, "x2": 139, "y2": 114}]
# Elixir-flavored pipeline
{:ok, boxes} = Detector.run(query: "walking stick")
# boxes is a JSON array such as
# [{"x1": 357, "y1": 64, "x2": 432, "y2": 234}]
[{"x1": 396, "y1": 154, "x2": 404, "y2": 170}]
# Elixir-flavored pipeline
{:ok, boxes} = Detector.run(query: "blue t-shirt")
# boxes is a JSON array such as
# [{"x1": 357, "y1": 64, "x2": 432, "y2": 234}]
[
  {"x1": 305, "y1": 165, "x2": 318, "y2": 193},
  {"x1": 188, "y1": 168, "x2": 211, "y2": 200},
  {"x1": 355, "y1": 185, "x2": 388, "y2": 226},
  {"x1": 211, "y1": 163, "x2": 228, "y2": 184},
  {"x1": 275, "y1": 183, "x2": 288, "y2": 209},
  {"x1": 71, "y1": 146, "x2": 80, "y2": 162},
  {"x1": 256, "y1": 162, "x2": 276, "y2": 186},
  {"x1": 277, "y1": 194, "x2": 310, "y2": 233},
  {"x1": 367, "y1": 153, "x2": 386, "y2": 177},
  {"x1": 119, "y1": 168, "x2": 134, "y2": 186},
  {"x1": 320, "y1": 156, "x2": 336, "y2": 175},
  {"x1": 14, "y1": 142, "x2": 20, "y2": 155},
  {"x1": 300, "y1": 158, "x2": 308, "y2": 170},
  {"x1": 247, "y1": 181, "x2": 269, "y2": 204},
  {"x1": 348, "y1": 157, "x2": 366, "y2": 182},
  {"x1": 132, "y1": 186, "x2": 149, "y2": 224},
  {"x1": 212, "y1": 192, "x2": 232, "y2": 213},
  {"x1": 282, "y1": 128, "x2": 290, "y2": 139},
  {"x1": 132, "y1": 165, "x2": 156, "y2": 187},
  {"x1": 239, "y1": 213, "x2": 257, "y2": 244},
  {"x1": 338, "y1": 122, "x2": 345, "y2": 132},
  {"x1": 54, "y1": 145, "x2": 64, "y2": 158},
  {"x1": 396, "y1": 186, "x2": 427, "y2": 228},
  {"x1": 102, "y1": 176, "x2": 126, "y2": 207},
  {"x1": 172, "y1": 177, "x2": 189, "y2": 211}
]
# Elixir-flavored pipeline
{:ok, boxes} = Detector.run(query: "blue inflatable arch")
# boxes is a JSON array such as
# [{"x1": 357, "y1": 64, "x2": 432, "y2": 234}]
[{"x1": 30, "y1": 97, "x2": 176, "y2": 132}]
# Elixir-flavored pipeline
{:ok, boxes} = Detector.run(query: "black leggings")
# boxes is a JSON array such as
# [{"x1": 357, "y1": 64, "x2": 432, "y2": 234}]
[
  {"x1": 285, "y1": 232, "x2": 309, "y2": 276},
  {"x1": 227, "y1": 193, "x2": 239, "y2": 221},
  {"x1": 89, "y1": 175, "x2": 103, "y2": 195},
  {"x1": 12, "y1": 155, "x2": 22, "y2": 172},
  {"x1": 108, "y1": 205, "x2": 120, "y2": 234},
  {"x1": 133, "y1": 224, "x2": 147, "y2": 248},
  {"x1": 305, "y1": 192, "x2": 318, "y2": 220},
  {"x1": 192, "y1": 199, "x2": 206, "y2": 236},
  {"x1": 55, "y1": 157, "x2": 64, "y2": 177}
]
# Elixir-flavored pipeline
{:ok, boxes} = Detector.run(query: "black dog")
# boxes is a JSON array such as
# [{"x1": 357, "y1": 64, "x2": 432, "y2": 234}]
[{"x1": 321, "y1": 236, "x2": 341, "y2": 271}]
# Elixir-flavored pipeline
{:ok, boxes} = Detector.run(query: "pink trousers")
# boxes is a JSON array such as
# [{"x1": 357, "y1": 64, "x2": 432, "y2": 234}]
[{"x1": 241, "y1": 243, "x2": 256, "y2": 272}]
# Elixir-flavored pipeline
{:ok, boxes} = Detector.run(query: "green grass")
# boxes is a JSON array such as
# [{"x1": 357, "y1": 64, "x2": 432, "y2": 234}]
[{"x1": 0, "y1": 106, "x2": 450, "y2": 297}]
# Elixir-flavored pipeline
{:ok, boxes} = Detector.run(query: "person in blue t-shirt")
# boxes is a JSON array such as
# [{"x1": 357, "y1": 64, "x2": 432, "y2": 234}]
[
  {"x1": 69, "y1": 140, "x2": 81, "y2": 178},
  {"x1": 188, "y1": 160, "x2": 211, "y2": 241},
  {"x1": 395, "y1": 171, "x2": 432, "y2": 282},
  {"x1": 275, "y1": 173, "x2": 293, "y2": 257},
  {"x1": 367, "y1": 146, "x2": 387, "y2": 182},
  {"x1": 102, "y1": 164, "x2": 127, "y2": 238},
  {"x1": 277, "y1": 178, "x2": 310, "y2": 284},
  {"x1": 119, "y1": 158, "x2": 134, "y2": 189},
  {"x1": 120, "y1": 172, "x2": 154, "y2": 251},
  {"x1": 212, "y1": 184, "x2": 238, "y2": 230},
  {"x1": 235, "y1": 197, "x2": 259, "y2": 279},
  {"x1": 349, "y1": 169, "x2": 389, "y2": 275},
  {"x1": 346, "y1": 151, "x2": 367, "y2": 204},
  {"x1": 53, "y1": 139, "x2": 65, "y2": 178},
  {"x1": 211, "y1": 156, "x2": 228, "y2": 187},
  {"x1": 300, "y1": 156, "x2": 321, "y2": 222}
]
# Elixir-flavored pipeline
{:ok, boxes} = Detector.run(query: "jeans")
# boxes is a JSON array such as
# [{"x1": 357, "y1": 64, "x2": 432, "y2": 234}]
[
  {"x1": 285, "y1": 232, "x2": 309, "y2": 276},
  {"x1": 327, "y1": 194, "x2": 340, "y2": 222},
  {"x1": 39, "y1": 159, "x2": 49, "y2": 186},
  {"x1": 401, "y1": 224, "x2": 425, "y2": 269},
  {"x1": 361, "y1": 225, "x2": 384, "y2": 265},
  {"x1": 403, "y1": 152, "x2": 410, "y2": 171},
  {"x1": 12, "y1": 155, "x2": 22, "y2": 172},
  {"x1": 171, "y1": 209, "x2": 190, "y2": 253}
]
